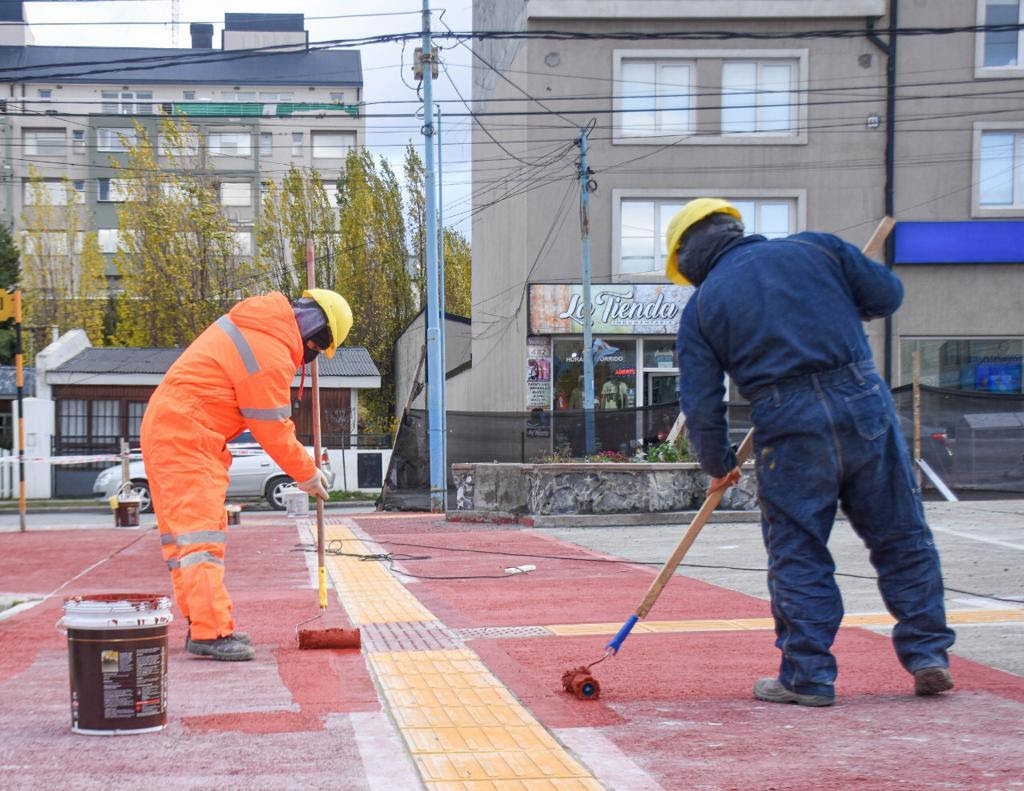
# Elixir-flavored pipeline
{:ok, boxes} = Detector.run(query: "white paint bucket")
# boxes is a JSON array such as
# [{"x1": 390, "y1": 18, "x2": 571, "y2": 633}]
[
  {"x1": 61, "y1": 594, "x2": 173, "y2": 735},
  {"x1": 282, "y1": 485, "x2": 310, "y2": 517}
]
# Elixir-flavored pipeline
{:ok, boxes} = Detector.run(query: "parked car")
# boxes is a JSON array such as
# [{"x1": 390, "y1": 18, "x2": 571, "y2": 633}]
[{"x1": 93, "y1": 431, "x2": 334, "y2": 513}]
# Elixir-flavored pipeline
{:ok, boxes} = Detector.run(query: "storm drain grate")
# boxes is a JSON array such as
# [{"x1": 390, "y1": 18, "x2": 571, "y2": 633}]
[
  {"x1": 455, "y1": 625, "x2": 554, "y2": 640},
  {"x1": 360, "y1": 620, "x2": 462, "y2": 653}
]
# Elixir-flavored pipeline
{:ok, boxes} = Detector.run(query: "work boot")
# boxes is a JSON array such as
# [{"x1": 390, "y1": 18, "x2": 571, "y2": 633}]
[
  {"x1": 913, "y1": 666, "x2": 954, "y2": 696},
  {"x1": 187, "y1": 635, "x2": 255, "y2": 662},
  {"x1": 185, "y1": 625, "x2": 251, "y2": 650},
  {"x1": 753, "y1": 677, "x2": 834, "y2": 707}
]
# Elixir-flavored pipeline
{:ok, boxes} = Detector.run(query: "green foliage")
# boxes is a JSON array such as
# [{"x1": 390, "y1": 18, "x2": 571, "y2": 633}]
[
  {"x1": 644, "y1": 438, "x2": 691, "y2": 463},
  {"x1": 0, "y1": 223, "x2": 20, "y2": 364},
  {"x1": 113, "y1": 118, "x2": 259, "y2": 347}
]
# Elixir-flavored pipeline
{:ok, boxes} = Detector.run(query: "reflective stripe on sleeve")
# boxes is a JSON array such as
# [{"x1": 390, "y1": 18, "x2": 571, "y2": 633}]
[
  {"x1": 160, "y1": 533, "x2": 175, "y2": 546},
  {"x1": 178, "y1": 551, "x2": 224, "y2": 569},
  {"x1": 166, "y1": 559, "x2": 180, "y2": 570},
  {"x1": 176, "y1": 530, "x2": 228, "y2": 548},
  {"x1": 240, "y1": 405, "x2": 291, "y2": 421},
  {"x1": 215, "y1": 315, "x2": 260, "y2": 375}
]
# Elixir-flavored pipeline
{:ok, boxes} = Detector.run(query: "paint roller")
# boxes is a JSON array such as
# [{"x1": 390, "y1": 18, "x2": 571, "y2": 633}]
[{"x1": 295, "y1": 239, "x2": 361, "y2": 652}]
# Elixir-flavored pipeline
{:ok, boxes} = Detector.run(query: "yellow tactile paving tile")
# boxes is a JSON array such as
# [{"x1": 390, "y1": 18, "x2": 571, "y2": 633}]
[
  {"x1": 321, "y1": 522, "x2": 436, "y2": 624},
  {"x1": 370, "y1": 649, "x2": 597, "y2": 786},
  {"x1": 545, "y1": 622, "x2": 656, "y2": 636},
  {"x1": 946, "y1": 609, "x2": 1024, "y2": 624}
]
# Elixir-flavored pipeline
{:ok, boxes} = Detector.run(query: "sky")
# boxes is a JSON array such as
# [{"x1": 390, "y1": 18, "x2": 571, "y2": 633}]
[{"x1": 23, "y1": 0, "x2": 476, "y2": 233}]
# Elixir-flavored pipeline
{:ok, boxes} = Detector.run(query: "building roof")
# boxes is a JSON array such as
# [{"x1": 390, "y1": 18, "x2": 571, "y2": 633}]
[
  {"x1": 0, "y1": 45, "x2": 362, "y2": 86},
  {"x1": 51, "y1": 346, "x2": 379, "y2": 378},
  {"x1": 0, "y1": 365, "x2": 35, "y2": 398}
]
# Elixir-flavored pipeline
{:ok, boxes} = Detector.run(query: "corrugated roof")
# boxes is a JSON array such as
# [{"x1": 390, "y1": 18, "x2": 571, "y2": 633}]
[
  {"x1": 0, "y1": 45, "x2": 362, "y2": 86},
  {"x1": 51, "y1": 346, "x2": 379, "y2": 378},
  {"x1": 0, "y1": 365, "x2": 35, "y2": 398}
]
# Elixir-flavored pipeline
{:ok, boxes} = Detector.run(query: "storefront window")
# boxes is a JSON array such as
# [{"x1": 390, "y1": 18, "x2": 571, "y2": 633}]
[
  {"x1": 901, "y1": 338, "x2": 1023, "y2": 392},
  {"x1": 553, "y1": 338, "x2": 637, "y2": 410},
  {"x1": 643, "y1": 340, "x2": 676, "y2": 369}
]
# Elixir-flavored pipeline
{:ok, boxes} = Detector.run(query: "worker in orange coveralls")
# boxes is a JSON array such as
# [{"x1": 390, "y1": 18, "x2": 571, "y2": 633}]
[{"x1": 141, "y1": 289, "x2": 353, "y2": 661}]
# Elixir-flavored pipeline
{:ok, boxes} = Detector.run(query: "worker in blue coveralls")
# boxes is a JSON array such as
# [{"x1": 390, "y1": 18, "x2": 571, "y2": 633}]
[{"x1": 666, "y1": 199, "x2": 955, "y2": 707}]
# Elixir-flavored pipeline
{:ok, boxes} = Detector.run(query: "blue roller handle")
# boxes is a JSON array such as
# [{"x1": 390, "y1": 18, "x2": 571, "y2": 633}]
[{"x1": 605, "y1": 614, "x2": 639, "y2": 655}]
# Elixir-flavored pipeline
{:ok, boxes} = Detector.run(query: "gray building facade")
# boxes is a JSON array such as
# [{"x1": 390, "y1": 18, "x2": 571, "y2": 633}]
[
  {"x1": 454, "y1": 1, "x2": 1023, "y2": 429},
  {"x1": 0, "y1": 6, "x2": 363, "y2": 289}
]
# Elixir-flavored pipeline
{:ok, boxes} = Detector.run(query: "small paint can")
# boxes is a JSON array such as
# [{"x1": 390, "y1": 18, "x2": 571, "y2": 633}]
[
  {"x1": 61, "y1": 594, "x2": 173, "y2": 735},
  {"x1": 225, "y1": 504, "x2": 242, "y2": 525},
  {"x1": 282, "y1": 485, "x2": 310, "y2": 517},
  {"x1": 114, "y1": 499, "x2": 140, "y2": 527}
]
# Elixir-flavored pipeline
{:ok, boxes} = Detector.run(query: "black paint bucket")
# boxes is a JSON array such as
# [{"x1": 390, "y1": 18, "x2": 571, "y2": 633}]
[{"x1": 62, "y1": 594, "x2": 173, "y2": 735}]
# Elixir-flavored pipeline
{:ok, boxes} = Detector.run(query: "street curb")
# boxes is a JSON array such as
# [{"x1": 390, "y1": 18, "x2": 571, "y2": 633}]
[{"x1": 448, "y1": 510, "x2": 763, "y2": 527}]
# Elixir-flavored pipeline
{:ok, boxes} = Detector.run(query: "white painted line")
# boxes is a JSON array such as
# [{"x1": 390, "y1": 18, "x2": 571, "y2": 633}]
[
  {"x1": 0, "y1": 597, "x2": 43, "y2": 622},
  {"x1": 555, "y1": 727, "x2": 663, "y2": 791},
  {"x1": 348, "y1": 710, "x2": 422, "y2": 791},
  {"x1": 930, "y1": 525, "x2": 1024, "y2": 552}
]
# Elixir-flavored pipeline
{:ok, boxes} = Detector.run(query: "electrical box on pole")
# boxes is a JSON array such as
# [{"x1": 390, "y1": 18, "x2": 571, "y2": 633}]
[{"x1": 413, "y1": 46, "x2": 440, "y2": 80}]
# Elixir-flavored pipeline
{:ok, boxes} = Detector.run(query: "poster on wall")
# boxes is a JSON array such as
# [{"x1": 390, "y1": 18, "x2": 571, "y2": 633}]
[
  {"x1": 527, "y1": 283, "x2": 694, "y2": 335},
  {"x1": 526, "y1": 335, "x2": 551, "y2": 437}
]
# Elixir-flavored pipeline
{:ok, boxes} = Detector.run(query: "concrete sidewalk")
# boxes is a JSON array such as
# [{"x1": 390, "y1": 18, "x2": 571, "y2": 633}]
[{"x1": 0, "y1": 503, "x2": 1021, "y2": 790}]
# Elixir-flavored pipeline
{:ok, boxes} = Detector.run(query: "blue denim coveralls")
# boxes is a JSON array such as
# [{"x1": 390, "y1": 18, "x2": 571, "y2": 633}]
[{"x1": 676, "y1": 232, "x2": 955, "y2": 698}]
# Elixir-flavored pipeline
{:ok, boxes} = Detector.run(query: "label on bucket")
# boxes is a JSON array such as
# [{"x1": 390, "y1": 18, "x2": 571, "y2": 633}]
[{"x1": 99, "y1": 645, "x2": 164, "y2": 718}]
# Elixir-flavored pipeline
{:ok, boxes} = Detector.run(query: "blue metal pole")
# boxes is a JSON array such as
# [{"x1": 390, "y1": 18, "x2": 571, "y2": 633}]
[
  {"x1": 436, "y1": 104, "x2": 447, "y2": 477},
  {"x1": 421, "y1": 0, "x2": 445, "y2": 512},
  {"x1": 579, "y1": 130, "x2": 596, "y2": 455}
]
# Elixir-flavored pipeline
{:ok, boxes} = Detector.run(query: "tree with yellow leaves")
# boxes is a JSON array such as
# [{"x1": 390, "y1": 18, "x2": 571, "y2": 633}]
[{"x1": 19, "y1": 167, "x2": 107, "y2": 354}]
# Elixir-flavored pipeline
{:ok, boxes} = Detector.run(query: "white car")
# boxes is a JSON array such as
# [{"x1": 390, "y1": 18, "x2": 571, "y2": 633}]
[{"x1": 93, "y1": 431, "x2": 334, "y2": 513}]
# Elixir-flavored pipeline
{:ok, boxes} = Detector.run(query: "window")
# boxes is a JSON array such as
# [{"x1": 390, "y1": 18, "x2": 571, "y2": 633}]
[
  {"x1": 618, "y1": 196, "x2": 794, "y2": 275},
  {"x1": 91, "y1": 400, "x2": 121, "y2": 442},
  {"x1": 220, "y1": 182, "x2": 251, "y2": 206},
  {"x1": 97, "y1": 127, "x2": 137, "y2": 152},
  {"x1": 127, "y1": 402, "x2": 147, "y2": 440},
  {"x1": 901, "y1": 338, "x2": 1023, "y2": 392},
  {"x1": 978, "y1": 130, "x2": 1023, "y2": 206},
  {"x1": 259, "y1": 91, "x2": 293, "y2": 102},
  {"x1": 37, "y1": 89, "x2": 52, "y2": 103},
  {"x1": 330, "y1": 92, "x2": 346, "y2": 104},
  {"x1": 291, "y1": 132, "x2": 303, "y2": 156},
  {"x1": 157, "y1": 132, "x2": 199, "y2": 157},
  {"x1": 23, "y1": 179, "x2": 69, "y2": 206},
  {"x1": 260, "y1": 132, "x2": 273, "y2": 156},
  {"x1": 101, "y1": 90, "x2": 153, "y2": 115},
  {"x1": 619, "y1": 59, "x2": 693, "y2": 137},
  {"x1": 183, "y1": 90, "x2": 196, "y2": 101},
  {"x1": 233, "y1": 230, "x2": 253, "y2": 256},
  {"x1": 59, "y1": 399, "x2": 87, "y2": 441},
  {"x1": 23, "y1": 128, "x2": 65, "y2": 156},
  {"x1": 98, "y1": 178, "x2": 130, "y2": 202},
  {"x1": 983, "y1": 0, "x2": 1023, "y2": 67},
  {"x1": 311, "y1": 131, "x2": 355, "y2": 158},
  {"x1": 221, "y1": 91, "x2": 256, "y2": 102},
  {"x1": 722, "y1": 60, "x2": 795, "y2": 134},
  {"x1": 21, "y1": 231, "x2": 72, "y2": 256},
  {"x1": 97, "y1": 229, "x2": 120, "y2": 253},
  {"x1": 72, "y1": 129, "x2": 85, "y2": 150},
  {"x1": 209, "y1": 131, "x2": 251, "y2": 156}
]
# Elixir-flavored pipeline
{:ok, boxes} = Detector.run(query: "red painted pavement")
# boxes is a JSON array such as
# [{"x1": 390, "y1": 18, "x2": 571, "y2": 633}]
[
  {"x1": 0, "y1": 519, "x2": 380, "y2": 790},
  {"x1": 352, "y1": 513, "x2": 1024, "y2": 791}
]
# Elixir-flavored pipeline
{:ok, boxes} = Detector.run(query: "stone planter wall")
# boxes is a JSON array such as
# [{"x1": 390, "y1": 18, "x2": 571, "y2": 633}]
[{"x1": 451, "y1": 462, "x2": 757, "y2": 519}]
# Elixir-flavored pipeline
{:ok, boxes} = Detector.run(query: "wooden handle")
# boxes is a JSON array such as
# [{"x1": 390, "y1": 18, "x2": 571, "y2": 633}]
[{"x1": 862, "y1": 216, "x2": 895, "y2": 261}]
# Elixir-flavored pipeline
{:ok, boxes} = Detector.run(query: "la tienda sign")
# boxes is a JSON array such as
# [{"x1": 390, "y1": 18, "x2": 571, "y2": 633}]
[{"x1": 527, "y1": 283, "x2": 694, "y2": 335}]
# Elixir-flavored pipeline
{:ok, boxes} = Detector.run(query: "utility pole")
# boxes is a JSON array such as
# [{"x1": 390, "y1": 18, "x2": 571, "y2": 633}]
[
  {"x1": 577, "y1": 129, "x2": 596, "y2": 455},
  {"x1": 419, "y1": 0, "x2": 446, "y2": 512},
  {"x1": 14, "y1": 290, "x2": 26, "y2": 531},
  {"x1": 436, "y1": 104, "x2": 447, "y2": 475}
]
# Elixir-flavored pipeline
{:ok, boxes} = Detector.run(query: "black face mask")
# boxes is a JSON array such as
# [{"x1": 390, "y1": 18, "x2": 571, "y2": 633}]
[{"x1": 302, "y1": 344, "x2": 319, "y2": 365}]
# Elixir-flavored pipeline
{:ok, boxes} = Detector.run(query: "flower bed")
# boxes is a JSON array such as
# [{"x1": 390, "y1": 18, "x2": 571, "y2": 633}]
[{"x1": 450, "y1": 461, "x2": 757, "y2": 520}]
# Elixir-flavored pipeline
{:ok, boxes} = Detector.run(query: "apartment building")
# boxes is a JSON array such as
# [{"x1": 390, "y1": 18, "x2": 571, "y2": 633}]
[
  {"x1": 0, "y1": 5, "x2": 363, "y2": 286},
  {"x1": 453, "y1": 1, "x2": 1023, "y2": 430}
]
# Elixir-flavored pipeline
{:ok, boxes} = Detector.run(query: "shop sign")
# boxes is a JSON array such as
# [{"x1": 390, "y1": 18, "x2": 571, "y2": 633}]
[{"x1": 528, "y1": 283, "x2": 694, "y2": 335}]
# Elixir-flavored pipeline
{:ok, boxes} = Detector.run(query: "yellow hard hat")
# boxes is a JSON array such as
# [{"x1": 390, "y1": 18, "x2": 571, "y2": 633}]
[
  {"x1": 302, "y1": 288, "x2": 352, "y2": 357},
  {"x1": 664, "y1": 199, "x2": 743, "y2": 285}
]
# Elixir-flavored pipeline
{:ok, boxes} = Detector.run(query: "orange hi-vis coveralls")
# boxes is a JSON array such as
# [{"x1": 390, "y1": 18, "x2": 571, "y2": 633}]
[{"x1": 141, "y1": 292, "x2": 317, "y2": 641}]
